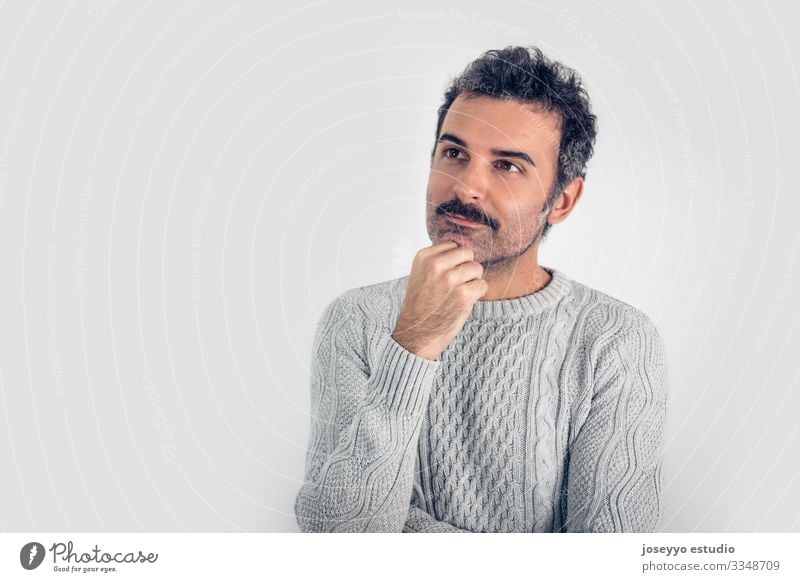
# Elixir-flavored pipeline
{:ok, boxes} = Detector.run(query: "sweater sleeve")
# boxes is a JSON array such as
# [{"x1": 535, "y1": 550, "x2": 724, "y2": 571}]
[
  {"x1": 403, "y1": 507, "x2": 471, "y2": 532},
  {"x1": 564, "y1": 307, "x2": 668, "y2": 532},
  {"x1": 295, "y1": 293, "x2": 441, "y2": 532},
  {"x1": 402, "y1": 484, "x2": 470, "y2": 533}
]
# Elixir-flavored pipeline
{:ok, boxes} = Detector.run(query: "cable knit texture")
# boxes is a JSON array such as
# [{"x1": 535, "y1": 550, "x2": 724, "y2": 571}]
[{"x1": 295, "y1": 267, "x2": 668, "y2": 533}]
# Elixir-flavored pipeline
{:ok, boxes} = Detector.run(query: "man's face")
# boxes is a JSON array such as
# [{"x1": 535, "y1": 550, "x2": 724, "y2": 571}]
[{"x1": 426, "y1": 94, "x2": 562, "y2": 268}]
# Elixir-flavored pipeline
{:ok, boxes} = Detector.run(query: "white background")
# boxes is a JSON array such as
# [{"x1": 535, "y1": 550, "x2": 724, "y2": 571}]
[{"x1": 0, "y1": 0, "x2": 798, "y2": 532}]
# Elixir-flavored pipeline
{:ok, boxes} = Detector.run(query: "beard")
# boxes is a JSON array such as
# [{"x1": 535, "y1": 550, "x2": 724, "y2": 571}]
[
  {"x1": 427, "y1": 185, "x2": 558, "y2": 270},
  {"x1": 479, "y1": 205, "x2": 549, "y2": 271}
]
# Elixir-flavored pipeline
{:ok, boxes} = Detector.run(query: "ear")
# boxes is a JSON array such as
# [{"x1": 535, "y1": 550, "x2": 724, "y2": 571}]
[{"x1": 546, "y1": 177, "x2": 584, "y2": 226}]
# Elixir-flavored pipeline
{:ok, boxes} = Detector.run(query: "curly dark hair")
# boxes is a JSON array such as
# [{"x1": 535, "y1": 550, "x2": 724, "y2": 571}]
[{"x1": 434, "y1": 46, "x2": 598, "y2": 240}]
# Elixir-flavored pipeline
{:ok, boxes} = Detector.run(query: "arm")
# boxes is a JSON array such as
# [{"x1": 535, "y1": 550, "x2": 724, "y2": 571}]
[
  {"x1": 402, "y1": 483, "x2": 470, "y2": 533},
  {"x1": 404, "y1": 507, "x2": 470, "y2": 533},
  {"x1": 295, "y1": 294, "x2": 440, "y2": 532},
  {"x1": 564, "y1": 308, "x2": 668, "y2": 532}
]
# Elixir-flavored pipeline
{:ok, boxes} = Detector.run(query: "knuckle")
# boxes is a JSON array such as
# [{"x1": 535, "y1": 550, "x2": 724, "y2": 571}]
[
  {"x1": 428, "y1": 260, "x2": 444, "y2": 276},
  {"x1": 455, "y1": 285, "x2": 471, "y2": 302}
]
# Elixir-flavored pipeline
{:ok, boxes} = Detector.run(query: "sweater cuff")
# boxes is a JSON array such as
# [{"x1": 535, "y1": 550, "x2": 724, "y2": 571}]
[{"x1": 367, "y1": 334, "x2": 441, "y2": 417}]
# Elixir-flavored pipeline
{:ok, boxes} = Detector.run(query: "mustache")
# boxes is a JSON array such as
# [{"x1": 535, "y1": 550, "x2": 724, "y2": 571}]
[{"x1": 436, "y1": 200, "x2": 498, "y2": 230}]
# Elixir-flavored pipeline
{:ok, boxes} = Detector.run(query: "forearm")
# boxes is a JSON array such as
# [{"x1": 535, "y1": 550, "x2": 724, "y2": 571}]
[
  {"x1": 403, "y1": 506, "x2": 471, "y2": 533},
  {"x1": 296, "y1": 335, "x2": 439, "y2": 532}
]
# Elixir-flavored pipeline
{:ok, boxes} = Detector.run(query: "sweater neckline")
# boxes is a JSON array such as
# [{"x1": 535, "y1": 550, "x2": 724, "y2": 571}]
[{"x1": 468, "y1": 266, "x2": 571, "y2": 320}]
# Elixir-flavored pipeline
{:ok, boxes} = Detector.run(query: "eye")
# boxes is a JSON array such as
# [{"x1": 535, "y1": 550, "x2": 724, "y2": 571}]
[
  {"x1": 442, "y1": 147, "x2": 465, "y2": 160},
  {"x1": 495, "y1": 160, "x2": 522, "y2": 173}
]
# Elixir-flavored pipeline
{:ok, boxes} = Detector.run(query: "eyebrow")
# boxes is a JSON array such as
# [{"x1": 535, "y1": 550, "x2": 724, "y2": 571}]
[{"x1": 438, "y1": 132, "x2": 536, "y2": 167}]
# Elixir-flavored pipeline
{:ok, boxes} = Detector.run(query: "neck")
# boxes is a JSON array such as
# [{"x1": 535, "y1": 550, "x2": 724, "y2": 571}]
[{"x1": 479, "y1": 240, "x2": 551, "y2": 300}]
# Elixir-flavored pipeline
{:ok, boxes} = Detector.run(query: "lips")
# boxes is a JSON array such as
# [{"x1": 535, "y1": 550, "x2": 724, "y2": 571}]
[{"x1": 446, "y1": 214, "x2": 484, "y2": 228}]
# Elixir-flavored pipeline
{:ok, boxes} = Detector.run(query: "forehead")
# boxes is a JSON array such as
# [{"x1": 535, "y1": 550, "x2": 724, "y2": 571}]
[{"x1": 442, "y1": 94, "x2": 562, "y2": 160}]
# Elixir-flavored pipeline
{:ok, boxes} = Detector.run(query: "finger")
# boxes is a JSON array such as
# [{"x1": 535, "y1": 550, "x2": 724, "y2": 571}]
[
  {"x1": 423, "y1": 241, "x2": 459, "y2": 256},
  {"x1": 431, "y1": 245, "x2": 475, "y2": 272},
  {"x1": 459, "y1": 277, "x2": 489, "y2": 301},
  {"x1": 448, "y1": 260, "x2": 484, "y2": 284}
]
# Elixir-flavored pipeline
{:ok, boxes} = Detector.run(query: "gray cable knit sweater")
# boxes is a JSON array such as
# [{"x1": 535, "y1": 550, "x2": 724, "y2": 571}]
[{"x1": 295, "y1": 267, "x2": 668, "y2": 533}]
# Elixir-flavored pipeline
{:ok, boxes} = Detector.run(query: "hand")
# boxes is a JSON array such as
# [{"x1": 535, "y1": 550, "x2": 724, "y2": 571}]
[{"x1": 392, "y1": 241, "x2": 488, "y2": 361}]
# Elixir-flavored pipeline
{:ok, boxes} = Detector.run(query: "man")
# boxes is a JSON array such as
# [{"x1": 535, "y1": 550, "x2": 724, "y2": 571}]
[{"x1": 294, "y1": 46, "x2": 668, "y2": 532}]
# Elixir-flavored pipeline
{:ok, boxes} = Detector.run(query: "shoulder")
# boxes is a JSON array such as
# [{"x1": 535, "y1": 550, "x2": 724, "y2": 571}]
[
  {"x1": 570, "y1": 281, "x2": 666, "y2": 389},
  {"x1": 564, "y1": 276, "x2": 663, "y2": 345},
  {"x1": 560, "y1": 276, "x2": 666, "y2": 387}
]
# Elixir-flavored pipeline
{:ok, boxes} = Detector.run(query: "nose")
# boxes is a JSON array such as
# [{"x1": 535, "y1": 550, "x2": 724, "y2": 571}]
[{"x1": 451, "y1": 157, "x2": 489, "y2": 204}]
